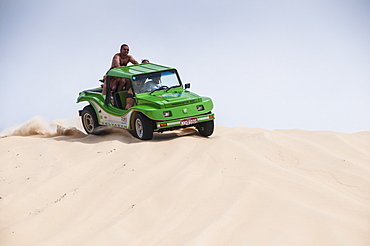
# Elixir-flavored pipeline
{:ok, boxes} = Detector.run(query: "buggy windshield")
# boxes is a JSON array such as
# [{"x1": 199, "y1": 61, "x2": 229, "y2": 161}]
[{"x1": 131, "y1": 70, "x2": 181, "y2": 94}]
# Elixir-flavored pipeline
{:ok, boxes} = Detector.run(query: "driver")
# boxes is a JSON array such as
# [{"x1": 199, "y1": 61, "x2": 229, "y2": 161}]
[
  {"x1": 132, "y1": 78, "x2": 146, "y2": 93},
  {"x1": 143, "y1": 75, "x2": 161, "y2": 92}
]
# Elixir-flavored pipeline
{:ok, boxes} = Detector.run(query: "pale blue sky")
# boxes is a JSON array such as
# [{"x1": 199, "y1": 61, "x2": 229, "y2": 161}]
[{"x1": 1, "y1": 0, "x2": 369, "y2": 133}]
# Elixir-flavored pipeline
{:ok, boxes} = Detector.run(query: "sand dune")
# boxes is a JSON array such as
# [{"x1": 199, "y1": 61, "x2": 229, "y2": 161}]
[{"x1": 1, "y1": 119, "x2": 369, "y2": 246}]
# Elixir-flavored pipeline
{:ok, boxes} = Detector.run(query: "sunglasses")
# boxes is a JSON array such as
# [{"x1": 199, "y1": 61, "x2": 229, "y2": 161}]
[{"x1": 122, "y1": 48, "x2": 129, "y2": 51}]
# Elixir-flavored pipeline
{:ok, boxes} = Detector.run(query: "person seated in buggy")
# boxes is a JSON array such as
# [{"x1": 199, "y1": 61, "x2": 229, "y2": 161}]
[
  {"x1": 132, "y1": 77, "x2": 146, "y2": 94},
  {"x1": 131, "y1": 74, "x2": 161, "y2": 94}
]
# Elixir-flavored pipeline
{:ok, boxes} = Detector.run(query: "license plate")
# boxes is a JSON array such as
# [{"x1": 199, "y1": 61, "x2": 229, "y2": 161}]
[{"x1": 180, "y1": 117, "x2": 198, "y2": 126}]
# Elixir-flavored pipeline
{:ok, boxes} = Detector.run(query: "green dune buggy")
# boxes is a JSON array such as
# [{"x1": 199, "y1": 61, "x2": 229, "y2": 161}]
[{"x1": 77, "y1": 63, "x2": 215, "y2": 140}]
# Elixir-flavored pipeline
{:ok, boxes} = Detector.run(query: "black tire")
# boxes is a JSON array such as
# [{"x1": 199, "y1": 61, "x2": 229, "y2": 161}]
[
  {"x1": 81, "y1": 105, "x2": 100, "y2": 135},
  {"x1": 196, "y1": 120, "x2": 214, "y2": 137},
  {"x1": 133, "y1": 113, "x2": 153, "y2": 140}
]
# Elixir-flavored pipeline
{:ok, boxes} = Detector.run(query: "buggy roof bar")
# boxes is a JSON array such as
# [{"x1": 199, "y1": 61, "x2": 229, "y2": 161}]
[{"x1": 107, "y1": 63, "x2": 176, "y2": 79}]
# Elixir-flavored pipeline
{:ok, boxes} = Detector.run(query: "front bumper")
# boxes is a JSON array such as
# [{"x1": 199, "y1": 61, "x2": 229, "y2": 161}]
[{"x1": 155, "y1": 112, "x2": 215, "y2": 130}]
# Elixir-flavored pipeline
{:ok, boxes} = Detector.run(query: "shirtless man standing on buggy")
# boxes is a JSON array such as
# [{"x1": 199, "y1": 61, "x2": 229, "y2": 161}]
[
  {"x1": 103, "y1": 44, "x2": 139, "y2": 93},
  {"x1": 103, "y1": 44, "x2": 139, "y2": 109},
  {"x1": 111, "y1": 44, "x2": 139, "y2": 69}
]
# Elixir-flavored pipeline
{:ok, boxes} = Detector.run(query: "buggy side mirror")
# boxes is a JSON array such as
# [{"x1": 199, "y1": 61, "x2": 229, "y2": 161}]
[{"x1": 184, "y1": 83, "x2": 190, "y2": 89}]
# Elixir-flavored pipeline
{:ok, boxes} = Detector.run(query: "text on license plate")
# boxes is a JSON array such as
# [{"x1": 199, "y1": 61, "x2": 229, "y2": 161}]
[{"x1": 180, "y1": 117, "x2": 198, "y2": 126}]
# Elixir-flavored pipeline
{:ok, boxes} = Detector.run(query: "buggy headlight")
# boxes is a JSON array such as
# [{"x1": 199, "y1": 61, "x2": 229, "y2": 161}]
[
  {"x1": 163, "y1": 111, "x2": 172, "y2": 117},
  {"x1": 196, "y1": 105, "x2": 204, "y2": 111}
]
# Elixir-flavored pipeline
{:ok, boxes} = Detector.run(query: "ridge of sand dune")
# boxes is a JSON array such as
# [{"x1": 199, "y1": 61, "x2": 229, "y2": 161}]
[{"x1": 0, "y1": 123, "x2": 369, "y2": 246}]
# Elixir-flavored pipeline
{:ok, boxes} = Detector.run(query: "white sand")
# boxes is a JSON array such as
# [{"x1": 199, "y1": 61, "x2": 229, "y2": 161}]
[{"x1": 1, "y1": 119, "x2": 369, "y2": 246}]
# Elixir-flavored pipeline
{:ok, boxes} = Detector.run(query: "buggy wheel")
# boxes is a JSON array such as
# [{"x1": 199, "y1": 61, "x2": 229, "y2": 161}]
[
  {"x1": 81, "y1": 105, "x2": 100, "y2": 134},
  {"x1": 133, "y1": 113, "x2": 153, "y2": 140},
  {"x1": 196, "y1": 120, "x2": 214, "y2": 137}
]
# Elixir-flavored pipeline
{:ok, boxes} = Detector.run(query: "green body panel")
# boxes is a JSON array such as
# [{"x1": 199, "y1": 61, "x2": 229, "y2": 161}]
[
  {"x1": 77, "y1": 63, "x2": 215, "y2": 131},
  {"x1": 77, "y1": 90, "x2": 126, "y2": 118},
  {"x1": 135, "y1": 97, "x2": 213, "y2": 121},
  {"x1": 77, "y1": 89, "x2": 214, "y2": 127}
]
